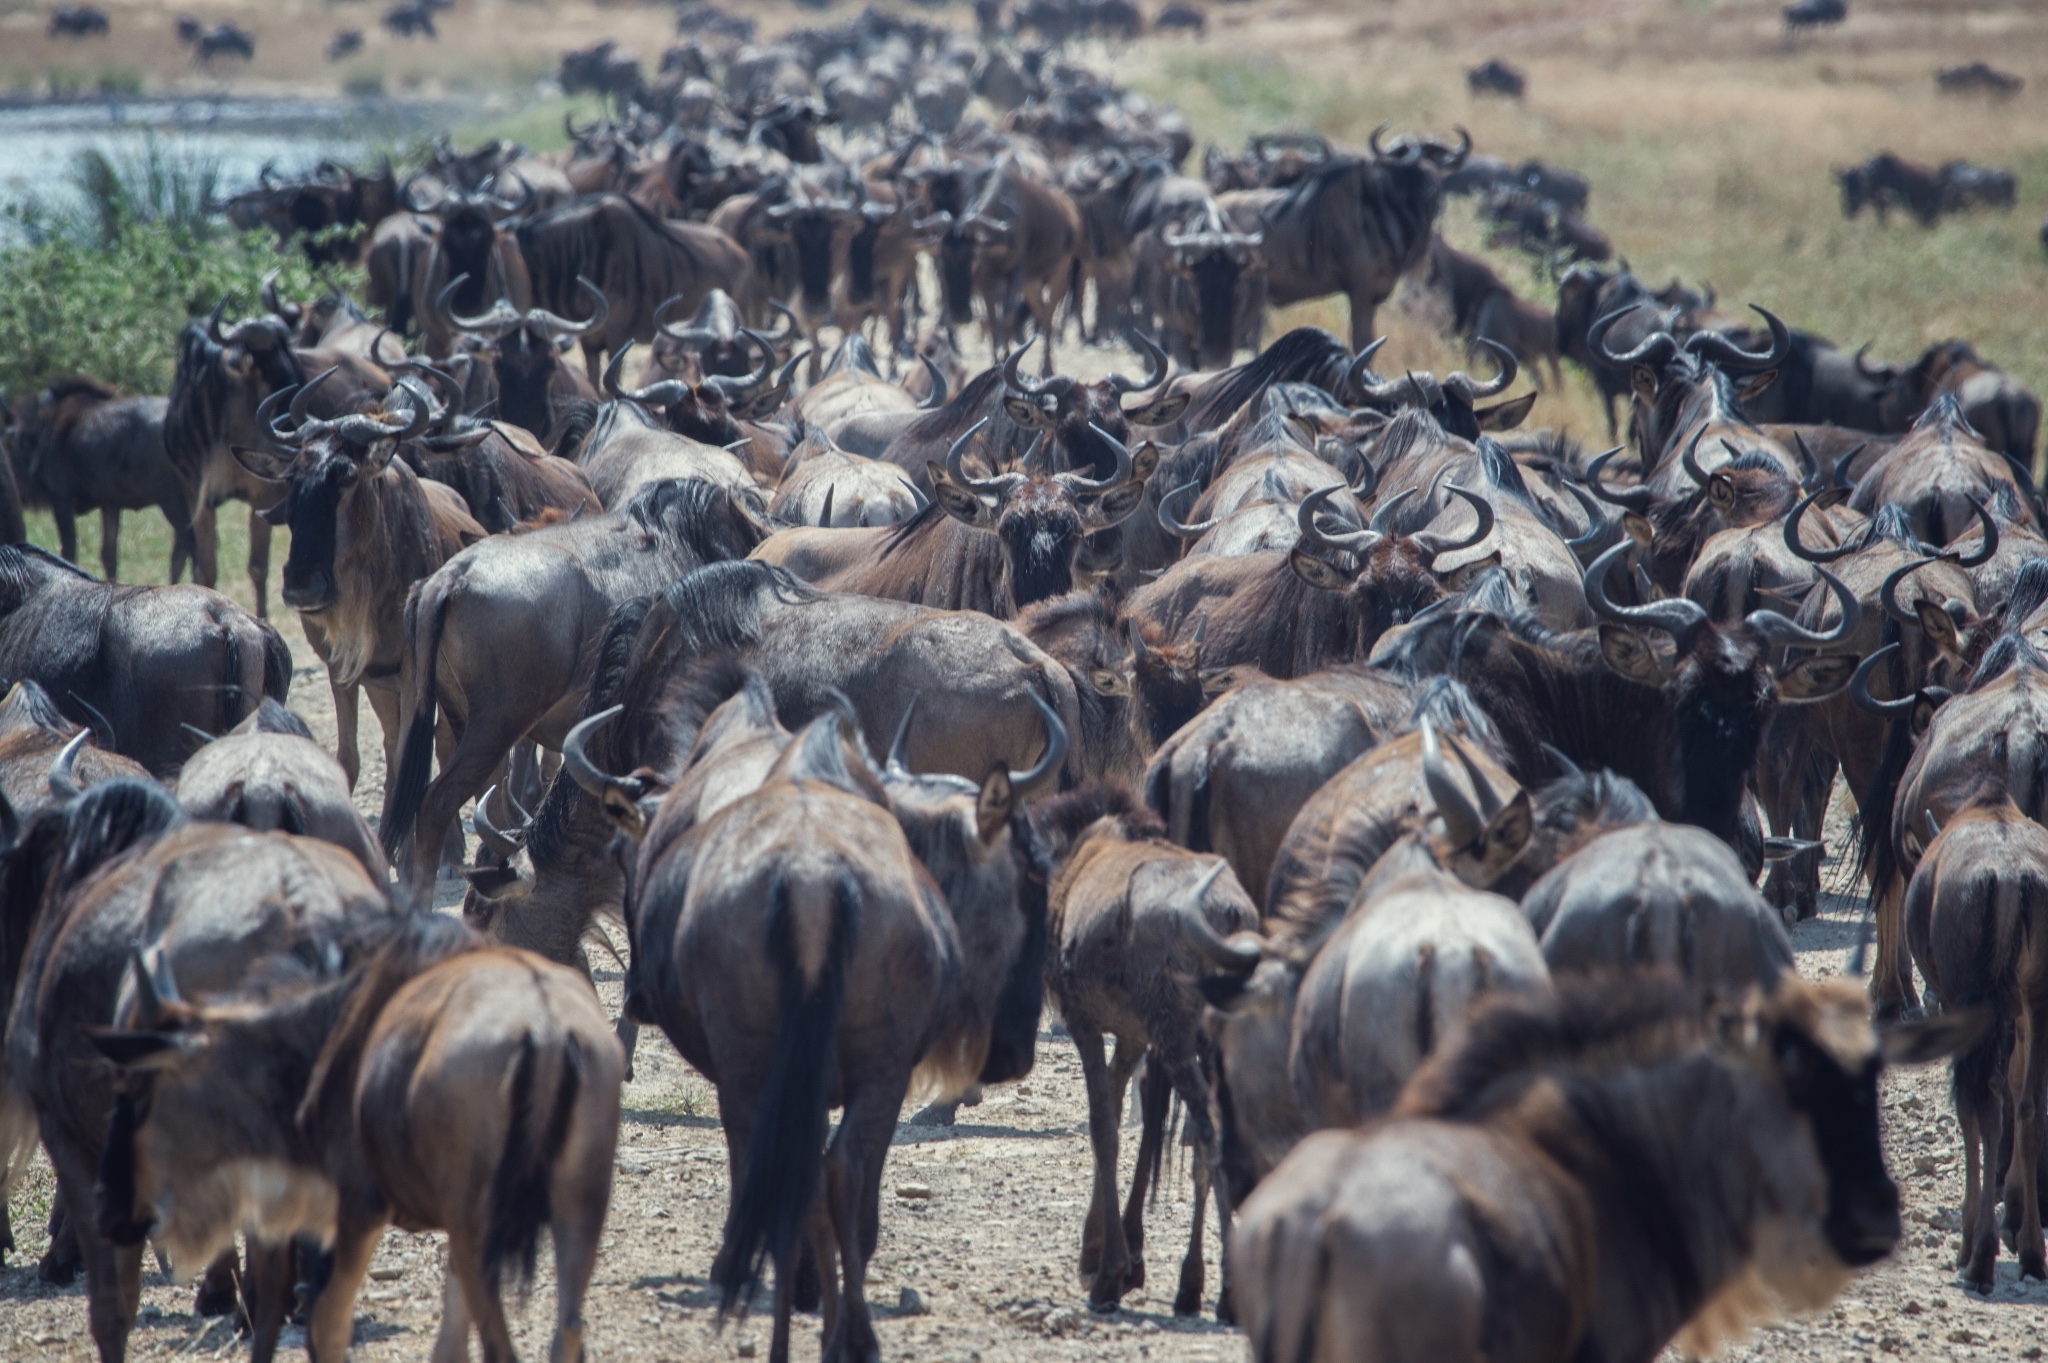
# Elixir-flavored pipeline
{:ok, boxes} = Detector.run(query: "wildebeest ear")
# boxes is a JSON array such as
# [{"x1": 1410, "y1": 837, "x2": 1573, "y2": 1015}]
[
  {"x1": 927, "y1": 462, "x2": 993, "y2": 527},
  {"x1": 1435, "y1": 550, "x2": 1502, "y2": 592},
  {"x1": 1481, "y1": 789, "x2": 1534, "y2": 868},
  {"x1": 1123, "y1": 392, "x2": 1190, "y2": 427},
  {"x1": 1706, "y1": 473, "x2": 1736, "y2": 512},
  {"x1": 1003, "y1": 396, "x2": 1054, "y2": 430},
  {"x1": 88, "y1": 1027, "x2": 199, "y2": 1069},
  {"x1": 230, "y1": 445, "x2": 290, "y2": 482},
  {"x1": 1087, "y1": 481, "x2": 1146, "y2": 528},
  {"x1": 976, "y1": 766, "x2": 1014, "y2": 845},
  {"x1": 1129, "y1": 439, "x2": 1162, "y2": 483},
  {"x1": 737, "y1": 385, "x2": 789, "y2": 421},
  {"x1": 1737, "y1": 369, "x2": 1778, "y2": 404},
  {"x1": 1287, "y1": 546, "x2": 1359, "y2": 593},
  {"x1": 1915, "y1": 600, "x2": 1963, "y2": 658},
  {"x1": 1777, "y1": 653, "x2": 1856, "y2": 702},
  {"x1": 1475, "y1": 390, "x2": 1537, "y2": 431},
  {"x1": 1622, "y1": 512, "x2": 1654, "y2": 547},
  {"x1": 1881, "y1": 1006, "x2": 1987, "y2": 1066},
  {"x1": 1200, "y1": 668, "x2": 1236, "y2": 699},
  {"x1": 1597, "y1": 624, "x2": 1663, "y2": 682},
  {"x1": 1088, "y1": 668, "x2": 1130, "y2": 698},
  {"x1": 1631, "y1": 364, "x2": 1659, "y2": 405}
]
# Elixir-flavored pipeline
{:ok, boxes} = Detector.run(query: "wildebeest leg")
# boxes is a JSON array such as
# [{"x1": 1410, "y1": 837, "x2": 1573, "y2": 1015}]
[
  {"x1": 53, "y1": 498, "x2": 78, "y2": 567},
  {"x1": 408, "y1": 714, "x2": 524, "y2": 889},
  {"x1": 448, "y1": 1224, "x2": 514, "y2": 1363},
  {"x1": 820, "y1": 1078, "x2": 897, "y2": 1363},
  {"x1": 1873, "y1": 875, "x2": 1919, "y2": 1017},
  {"x1": 430, "y1": 1253, "x2": 474, "y2": 1363},
  {"x1": 307, "y1": 1217, "x2": 381, "y2": 1363},
  {"x1": 332, "y1": 678, "x2": 362, "y2": 792},
  {"x1": 1346, "y1": 289, "x2": 1378, "y2": 353},
  {"x1": 0, "y1": 1200, "x2": 11, "y2": 1264},
  {"x1": 100, "y1": 507, "x2": 122, "y2": 581},
  {"x1": 246, "y1": 508, "x2": 273, "y2": 619},
  {"x1": 544, "y1": 1078, "x2": 613, "y2": 1363},
  {"x1": 39, "y1": 1193, "x2": 81, "y2": 1284},
  {"x1": 1959, "y1": 1057, "x2": 2003, "y2": 1289},
  {"x1": 1118, "y1": 1059, "x2": 1172, "y2": 1292},
  {"x1": 48, "y1": 1146, "x2": 141, "y2": 1363},
  {"x1": 1165, "y1": 1053, "x2": 1234, "y2": 1322},
  {"x1": 194, "y1": 1247, "x2": 240, "y2": 1317},
  {"x1": 2012, "y1": 991, "x2": 2048, "y2": 1279},
  {"x1": 1072, "y1": 1021, "x2": 1142, "y2": 1309},
  {"x1": 191, "y1": 501, "x2": 220, "y2": 589},
  {"x1": 808, "y1": 1200, "x2": 842, "y2": 1349},
  {"x1": 244, "y1": 1239, "x2": 295, "y2": 1363},
  {"x1": 366, "y1": 685, "x2": 404, "y2": 793}
]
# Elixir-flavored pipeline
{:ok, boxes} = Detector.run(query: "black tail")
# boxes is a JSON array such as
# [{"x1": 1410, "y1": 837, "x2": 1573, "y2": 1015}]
[
  {"x1": 483, "y1": 1033, "x2": 583, "y2": 1296},
  {"x1": 713, "y1": 870, "x2": 855, "y2": 1316},
  {"x1": 381, "y1": 587, "x2": 449, "y2": 859},
  {"x1": 260, "y1": 623, "x2": 293, "y2": 705}
]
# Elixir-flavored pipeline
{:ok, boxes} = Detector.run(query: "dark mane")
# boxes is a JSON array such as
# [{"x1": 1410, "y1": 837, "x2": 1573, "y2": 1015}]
[
  {"x1": 658, "y1": 560, "x2": 818, "y2": 659},
  {"x1": 246, "y1": 697, "x2": 313, "y2": 740},
  {"x1": 1397, "y1": 969, "x2": 1703, "y2": 1120},
  {"x1": 619, "y1": 476, "x2": 767, "y2": 563},
  {"x1": 900, "y1": 365, "x2": 1005, "y2": 445},
  {"x1": 1037, "y1": 780, "x2": 1167, "y2": 852},
  {"x1": 40, "y1": 375, "x2": 120, "y2": 404},
  {"x1": 1183, "y1": 327, "x2": 1354, "y2": 433}
]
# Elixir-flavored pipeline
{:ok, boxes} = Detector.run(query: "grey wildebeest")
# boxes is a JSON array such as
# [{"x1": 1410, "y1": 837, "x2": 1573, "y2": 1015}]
[
  {"x1": 1215, "y1": 127, "x2": 1468, "y2": 349},
  {"x1": 378, "y1": 477, "x2": 768, "y2": 887},
  {"x1": 434, "y1": 274, "x2": 609, "y2": 445},
  {"x1": 90, "y1": 917, "x2": 623, "y2": 1363},
  {"x1": 4, "y1": 377, "x2": 195, "y2": 582},
  {"x1": 0, "y1": 544, "x2": 289, "y2": 777},
  {"x1": 1904, "y1": 791, "x2": 2048, "y2": 1289},
  {"x1": 1228, "y1": 972, "x2": 1976, "y2": 1363},
  {"x1": 1, "y1": 781, "x2": 397, "y2": 1363},
  {"x1": 175, "y1": 698, "x2": 387, "y2": 880},
  {"x1": 1038, "y1": 783, "x2": 1260, "y2": 1317}
]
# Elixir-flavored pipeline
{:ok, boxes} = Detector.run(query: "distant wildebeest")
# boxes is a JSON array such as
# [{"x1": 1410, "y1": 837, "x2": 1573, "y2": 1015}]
[
  {"x1": 1465, "y1": 59, "x2": 1525, "y2": 98},
  {"x1": 1938, "y1": 62, "x2": 2024, "y2": 98},
  {"x1": 47, "y1": 4, "x2": 108, "y2": 37},
  {"x1": 3, "y1": 377, "x2": 195, "y2": 582},
  {"x1": 190, "y1": 21, "x2": 255, "y2": 62},
  {"x1": 1229, "y1": 972, "x2": 1975, "y2": 1363},
  {"x1": 382, "y1": 0, "x2": 444, "y2": 39},
  {"x1": 1838, "y1": 152, "x2": 1945, "y2": 226},
  {"x1": 325, "y1": 28, "x2": 364, "y2": 62},
  {"x1": 1939, "y1": 161, "x2": 2017, "y2": 213},
  {"x1": 1785, "y1": 0, "x2": 1847, "y2": 30},
  {"x1": 1424, "y1": 238, "x2": 1563, "y2": 389},
  {"x1": 0, "y1": 544, "x2": 289, "y2": 776}
]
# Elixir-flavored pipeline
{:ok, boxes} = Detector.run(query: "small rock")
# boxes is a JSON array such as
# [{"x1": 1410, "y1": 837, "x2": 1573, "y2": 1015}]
[
  {"x1": 649, "y1": 1206, "x2": 670, "y2": 1219},
  {"x1": 617, "y1": 1153, "x2": 651, "y2": 1176},
  {"x1": 31, "y1": 1334, "x2": 65, "y2": 1348},
  {"x1": 1946, "y1": 1329, "x2": 1980, "y2": 1345},
  {"x1": 897, "y1": 1183, "x2": 932, "y2": 1201},
  {"x1": 1912, "y1": 1154, "x2": 1938, "y2": 1175},
  {"x1": 737, "y1": 1342, "x2": 757, "y2": 1359},
  {"x1": 1903, "y1": 1301, "x2": 1924, "y2": 1316},
  {"x1": 1043, "y1": 1307, "x2": 1082, "y2": 1335},
  {"x1": 2021, "y1": 1347, "x2": 2041, "y2": 1360},
  {"x1": 899, "y1": 1286, "x2": 929, "y2": 1316},
  {"x1": 1878, "y1": 1334, "x2": 1904, "y2": 1353}
]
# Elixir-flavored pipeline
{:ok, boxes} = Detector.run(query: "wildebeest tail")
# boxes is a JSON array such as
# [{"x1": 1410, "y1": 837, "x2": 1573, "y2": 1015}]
[
  {"x1": 381, "y1": 583, "x2": 450, "y2": 859},
  {"x1": 260, "y1": 621, "x2": 292, "y2": 705},
  {"x1": 483, "y1": 1032, "x2": 584, "y2": 1296},
  {"x1": 714, "y1": 869, "x2": 855, "y2": 1316}
]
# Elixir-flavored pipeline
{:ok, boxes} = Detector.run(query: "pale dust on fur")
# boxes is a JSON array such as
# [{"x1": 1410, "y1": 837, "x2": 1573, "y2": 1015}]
[
  {"x1": 154, "y1": 1157, "x2": 339, "y2": 1280},
  {"x1": 1673, "y1": 1214, "x2": 1854, "y2": 1360}
]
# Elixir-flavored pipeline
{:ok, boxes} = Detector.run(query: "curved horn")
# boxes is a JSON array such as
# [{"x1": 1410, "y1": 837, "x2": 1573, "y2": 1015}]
[
  {"x1": 1421, "y1": 718, "x2": 1485, "y2": 850},
  {"x1": 47, "y1": 730, "x2": 87, "y2": 801},
  {"x1": 1783, "y1": 488, "x2": 1858, "y2": 563},
  {"x1": 1299, "y1": 483, "x2": 1378, "y2": 554},
  {"x1": 1792, "y1": 431, "x2": 1820, "y2": 490},
  {"x1": 763, "y1": 297, "x2": 801, "y2": 345},
  {"x1": 602, "y1": 342, "x2": 692, "y2": 408},
  {"x1": 943, "y1": 416, "x2": 1001, "y2": 495},
  {"x1": 1001, "y1": 336, "x2": 1055, "y2": 398},
  {"x1": 1340, "y1": 336, "x2": 1391, "y2": 402},
  {"x1": 1679, "y1": 429, "x2": 1712, "y2": 487},
  {"x1": 1110, "y1": 329, "x2": 1169, "y2": 395},
  {"x1": 471, "y1": 784, "x2": 525, "y2": 858},
  {"x1": 255, "y1": 383, "x2": 305, "y2": 448},
  {"x1": 915, "y1": 353, "x2": 948, "y2": 410},
  {"x1": 1683, "y1": 304, "x2": 1790, "y2": 372},
  {"x1": 205, "y1": 298, "x2": 231, "y2": 345},
  {"x1": 1007, "y1": 690, "x2": 1068, "y2": 789},
  {"x1": 1586, "y1": 445, "x2": 1653, "y2": 511},
  {"x1": 1158, "y1": 480, "x2": 1219, "y2": 538},
  {"x1": 700, "y1": 330, "x2": 779, "y2": 401},
  {"x1": 1561, "y1": 477, "x2": 1608, "y2": 554},
  {"x1": 1847, "y1": 643, "x2": 1917, "y2": 718},
  {"x1": 260, "y1": 268, "x2": 287, "y2": 318},
  {"x1": 1127, "y1": 616, "x2": 1149, "y2": 666},
  {"x1": 653, "y1": 293, "x2": 717, "y2": 344},
  {"x1": 886, "y1": 694, "x2": 919, "y2": 776},
  {"x1": 1062, "y1": 424, "x2": 1134, "y2": 494},
  {"x1": 280, "y1": 366, "x2": 341, "y2": 437},
  {"x1": 1584, "y1": 541, "x2": 1709, "y2": 647},
  {"x1": 1540, "y1": 741, "x2": 1585, "y2": 781},
  {"x1": 524, "y1": 276, "x2": 609, "y2": 337},
  {"x1": 1447, "y1": 338, "x2": 1516, "y2": 399},
  {"x1": 1411, "y1": 484, "x2": 1496, "y2": 559},
  {"x1": 561, "y1": 705, "x2": 646, "y2": 804},
  {"x1": 1955, "y1": 498, "x2": 2000, "y2": 568},
  {"x1": 1745, "y1": 564, "x2": 1860, "y2": 648},
  {"x1": 1879, "y1": 557, "x2": 1940, "y2": 627},
  {"x1": 1368, "y1": 485, "x2": 1419, "y2": 535},
  {"x1": 1587, "y1": 304, "x2": 1677, "y2": 367}
]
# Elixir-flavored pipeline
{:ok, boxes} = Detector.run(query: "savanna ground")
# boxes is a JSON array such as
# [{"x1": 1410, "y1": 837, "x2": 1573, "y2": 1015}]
[{"x1": 9, "y1": 0, "x2": 2048, "y2": 1358}]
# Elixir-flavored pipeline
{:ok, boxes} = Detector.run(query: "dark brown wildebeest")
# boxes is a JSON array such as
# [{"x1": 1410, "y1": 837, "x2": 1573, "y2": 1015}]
[
  {"x1": 751, "y1": 418, "x2": 1153, "y2": 617},
  {"x1": 575, "y1": 348, "x2": 772, "y2": 509},
  {"x1": 407, "y1": 177, "x2": 534, "y2": 361},
  {"x1": 1939, "y1": 62, "x2": 2024, "y2": 98},
  {"x1": 1038, "y1": 783, "x2": 1260, "y2": 1317},
  {"x1": 1152, "y1": 198, "x2": 1268, "y2": 370},
  {"x1": 0, "y1": 679, "x2": 145, "y2": 816},
  {"x1": 435, "y1": 274, "x2": 608, "y2": 444},
  {"x1": 918, "y1": 151, "x2": 1083, "y2": 372},
  {"x1": 1466, "y1": 59, "x2": 1525, "y2": 97},
  {"x1": 236, "y1": 376, "x2": 484, "y2": 795},
  {"x1": 379, "y1": 478, "x2": 769, "y2": 888},
  {"x1": 1863, "y1": 339, "x2": 2042, "y2": 470},
  {"x1": 517, "y1": 193, "x2": 756, "y2": 384},
  {"x1": 1553, "y1": 263, "x2": 1710, "y2": 439},
  {"x1": 1848, "y1": 396, "x2": 2034, "y2": 547},
  {"x1": 91, "y1": 920, "x2": 622, "y2": 1363},
  {"x1": 0, "y1": 544, "x2": 289, "y2": 777},
  {"x1": 1423, "y1": 238, "x2": 1563, "y2": 389},
  {"x1": 382, "y1": 363, "x2": 603, "y2": 533},
  {"x1": 4, "y1": 377, "x2": 195, "y2": 582},
  {"x1": 163, "y1": 308, "x2": 393, "y2": 616},
  {"x1": 1837, "y1": 152, "x2": 1945, "y2": 227},
  {"x1": 1228, "y1": 972, "x2": 1976, "y2": 1363},
  {"x1": 47, "y1": 4, "x2": 109, "y2": 37},
  {"x1": 1904, "y1": 791, "x2": 2048, "y2": 1289},
  {"x1": 606, "y1": 706, "x2": 1050, "y2": 1363},
  {"x1": 650, "y1": 287, "x2": 796, "y2": 384},
  {"x1": 1143, "y1": 664, "x2": 1416, "y2": 903},
  {"x1": 363, "y1": 210, "x2": 436, "y2": 335},
  {"x1": 1215, "y1": 127, "x2": 1468, "y2": 349},
  {"x1": 176, "y1": 698, "x2": 387, "y2": 880},
  {"x1": 1522, "y1": 819, "x2": 1797, "y2": 1001},
  {"x1": 2, "y1": 780, "x2": 397, "y2": 1363}
]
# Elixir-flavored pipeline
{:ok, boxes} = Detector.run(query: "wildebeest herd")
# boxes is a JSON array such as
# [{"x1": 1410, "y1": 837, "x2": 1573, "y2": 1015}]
[{"x1": 5, "y1": 4, "x2": 2048, "y2": 1363}]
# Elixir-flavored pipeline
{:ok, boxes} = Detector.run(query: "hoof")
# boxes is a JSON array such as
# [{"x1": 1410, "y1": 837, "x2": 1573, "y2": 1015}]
[
  {"x1": 38, "y1": 1251, "x2": 80, "y2": 1286},
  {"x1": 908, "y1": 1101, "x2": 958, "y2": 1128},
  {"x1": 194, "y1": 1277, "x2": 240, "y2": 1319},
  {"x1": 1215, "y1": 1294, "x2": 1238, "y2": 1328},
  {"x1": 1172, "y1": 1288, "x2": 1202, "y2": 1317}
]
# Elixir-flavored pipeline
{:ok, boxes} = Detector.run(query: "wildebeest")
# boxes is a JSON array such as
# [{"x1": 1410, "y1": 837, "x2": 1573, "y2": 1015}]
[
  {"x1": 1038, "y1": 783, "x2": 1259, "y2": 1316},
  {"x1": 1424, "y1": 237, "x2": 1563, "y2": 389},
  {"x1": 1838, "y1": 152, "x2": 1944, "y2": 226},
  {"x1": 1904, "y1": 791, "x2": 2048, "y2": 1288},
  {"x1": 1863, "y1": 339, "x2": 2041, "y2": 468},
  {"x1": 437, "y1": 274, "x2": 608, "y2": 443},
  {"x1": 4, "y1": 377, "x2": 194, "y2": 583},
  {"x1": 1940, "y1": 161, "x2": 2018, "y2": 213},
  {"x1": 379, "y1": 478, "x2": 769, "y2": 887},
  {"x1": 919, "y1": 152, "x2": 1084, "y2": 373},
  {"x1": 1785, "y1": 0, "x2": 1848, "y2": 30},
  {"x1": 190, "y1": 21, "x2": 255, "y2": 62},
  {"x1": 1465, "y1": 59, "x2": 1525, "y2": 98},
  {"x1": 90, "y1": 918, "x2": 622, "y2": 1363},
  {"x1": 1217, "y1": 127, "x2": 1467, "y2": 349},
  {"x1": 1153, "y1": 199, "x2": 1268, "y2": 370},
  {"x1": 0, "y1": 544, "x2": 289, "y2": 776},
  {"x1": 175, "y1": 698, "x2": 387, "y2": 879},
  {"x1": 47, "y1": 4, "x2": 108, "y2": 37},
  {"x1": 0, "y1": 678, "x2": 146, "y2": 816},
  {"x1": 1938, "y1": 62, "x2": 2024, "y2": 98},
  {"x1": 1229, "y1": 972, "x2": 1974, "y2": 1363}
]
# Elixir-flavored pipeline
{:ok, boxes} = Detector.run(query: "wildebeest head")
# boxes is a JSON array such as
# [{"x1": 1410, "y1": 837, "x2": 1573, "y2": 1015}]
[
  {"x1": 440, "y1": 274, "x2": 607, "y2": 437},
  {"x1": 1163, "y1": 200, "x2": 1265, "y2": 370},
  {"x1": 413, "y1": 176, "x2": 531, "y2": 317},
  {"x1": 652, "y1": 288, "x2": 798, "y2": 381},
  {"x1": 602, "y1": 334, "x2": 784, "y2": 443},
  {"x1": 1285, "y1": 480, "x2": 1499, "y2": 640},
  {"x1": 164, "y1": 305, "x2": 310, "y2": 481},
  {"x1": 999, "y1": 332, "x2": 1188, "y2": 478},
  {"x1": 760, "y1": 172, "x2": 854, "y2": 315},
  {"x1": 926, "y1": 418, "x2": 1157, "y2": 608},
  {"x1": 1589, "y1": 302, "x2": 1791, "y2": 473},
  {"x1": 1344, "y1": 338, "x2": 1534, "y2": 439},
  {"x1": 238, "y1": 373, "x2": 432, "y2": 613}
]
